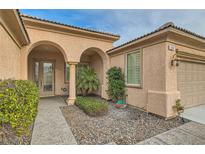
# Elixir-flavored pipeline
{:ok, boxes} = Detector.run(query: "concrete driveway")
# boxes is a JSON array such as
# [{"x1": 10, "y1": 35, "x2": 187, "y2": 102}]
[
  {"x1": 181, "y1": 104, "x2": 205, "y2": 124},
  {"x1": 138, "y1": 105, "x2": 205, "y2": 145},
  {"x1": 137, "y1": 122, "x2": 205, "y2": 145}
]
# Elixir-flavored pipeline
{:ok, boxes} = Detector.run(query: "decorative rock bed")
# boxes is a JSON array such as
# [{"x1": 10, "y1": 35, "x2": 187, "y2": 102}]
[{"x1": 61, "y1": 97, "x2": 189, "y2": 145}]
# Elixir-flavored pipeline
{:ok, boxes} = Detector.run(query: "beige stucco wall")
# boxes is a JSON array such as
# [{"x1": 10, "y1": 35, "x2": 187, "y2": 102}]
[
  {"x1": 20, "y1": 26, "x2": 113, "y2": 79},
  {"x1": 90, "y1": 53, "x2": 103, "y2": 96},
  {"x1": 110, "y1": 52, "x2": 146, "y2": 109},
  {"x1": 109, "y1": 40, "x2": 183, "y2": 118},
  {"x1": 110, "y1": 42, "x2": 169, "y2": 115},
  {"x1": 21, "y1": 27, "x2": 113, "y2": 63},
  {"x1": 109, "y1": 33, "x2": 205, "y2": 118},
  {"x1": 0, "y1": 24, "x2": 21, "y2": 80}
]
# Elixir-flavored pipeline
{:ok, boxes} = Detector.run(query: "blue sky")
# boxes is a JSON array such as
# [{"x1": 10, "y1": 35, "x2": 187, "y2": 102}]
[{"x1": 20, "y1": 9, "x2": 205, "y2": 46}]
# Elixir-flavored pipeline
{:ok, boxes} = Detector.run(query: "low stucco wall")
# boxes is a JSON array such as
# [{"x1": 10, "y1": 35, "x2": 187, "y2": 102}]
[{"x1": 0, "y1": 24, "x2": 21, "y2": 80}]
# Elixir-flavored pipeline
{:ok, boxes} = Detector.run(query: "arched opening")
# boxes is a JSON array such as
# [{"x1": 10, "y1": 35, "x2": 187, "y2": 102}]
[
  {"x1": 79, "y1": 47, "x2": 108, "y2": 98},
  {"x1": 28, "y1": 43, "x2": 68, "y2": 97}
]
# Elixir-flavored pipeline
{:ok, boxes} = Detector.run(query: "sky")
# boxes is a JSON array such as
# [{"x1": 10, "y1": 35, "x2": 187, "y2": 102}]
[{"x1": 20, "y1": 9, "x2": 205, "y2": 46}]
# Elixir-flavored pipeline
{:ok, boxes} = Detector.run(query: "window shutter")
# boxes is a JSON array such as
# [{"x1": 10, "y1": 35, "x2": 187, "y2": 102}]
[{"x1": 127, "y1": 52, "x2": 141, "y2": 85}]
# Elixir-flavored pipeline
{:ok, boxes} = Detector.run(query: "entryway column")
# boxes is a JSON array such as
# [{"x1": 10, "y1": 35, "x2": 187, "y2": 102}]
[{"x1": 66, "y1": 62, "x2": 78, "y2": 105}]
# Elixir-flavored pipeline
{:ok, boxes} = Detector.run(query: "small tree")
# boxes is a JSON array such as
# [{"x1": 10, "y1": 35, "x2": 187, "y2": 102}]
[
  {"x1": 77, "y1": 66, "x2": 99, "y2": 96},
  {"x1": 106, "y1": 67, "x2": 125, "y2": 102}
]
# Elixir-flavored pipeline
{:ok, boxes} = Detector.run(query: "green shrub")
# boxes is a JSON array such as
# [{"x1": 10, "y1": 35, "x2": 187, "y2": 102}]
[
  {"x1": 77, "y1": 66, "x2": 100, "y2": 96},
  {"x1": 173, "y1": 99, "x2": 184, "y2": 113},
  {"x1": 75, "y1": 96, "x2": 108, "y2": 116},
  {"x1": 0, "y1": 80, "x2": 39, "y2": 136},
  {"x1": 106, "y1": 67, "x2": 125, "y2": 102}
]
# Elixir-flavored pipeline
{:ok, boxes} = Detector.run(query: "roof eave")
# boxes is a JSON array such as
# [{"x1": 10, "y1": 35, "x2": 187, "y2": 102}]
[
  {"x1": 15, "y1": 10, "x2": 30, "y2": 45},
  {"x1": 21, "y1": 15, "x2": 120, "y2": 42},
  {"x1": 107, "y1": 26, "x2": 205, "y2": 54},
  {"x1": 107, "y1": 28, "x2": 171, "y2": 54},
  {"x1": 169, "y1": 27, "x2": 205, "y2": 44}
]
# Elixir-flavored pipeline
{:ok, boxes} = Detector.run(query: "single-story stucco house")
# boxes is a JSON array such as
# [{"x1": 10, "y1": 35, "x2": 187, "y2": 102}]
[{"x1": 1, "y1": 9, "x2": 205, "y2": 118}]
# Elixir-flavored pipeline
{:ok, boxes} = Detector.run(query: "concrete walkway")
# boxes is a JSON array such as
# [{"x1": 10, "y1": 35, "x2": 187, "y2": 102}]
[
  {"x1": 31, "y1": 97, "x2": 77, "y2": 145},
  {"x1": 182, "y1": 105, "x2": 205, "y2": 124},
  {"x1": 137, "y1": 122, "x2": 205, "y2": 145}
]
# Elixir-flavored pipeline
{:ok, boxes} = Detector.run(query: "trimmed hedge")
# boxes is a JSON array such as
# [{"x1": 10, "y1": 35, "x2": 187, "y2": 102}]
[
  {"x1": 75, "y1": 97, "x2": 108, "y2": 116},
  {"x1": 0, "y1": 80, "x2": 39, "y2": 136}
]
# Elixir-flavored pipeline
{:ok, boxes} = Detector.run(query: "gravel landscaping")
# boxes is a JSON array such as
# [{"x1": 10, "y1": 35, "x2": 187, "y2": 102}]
[{"x1": 61, "y1": 97, "x2": 189, "y2": 145}]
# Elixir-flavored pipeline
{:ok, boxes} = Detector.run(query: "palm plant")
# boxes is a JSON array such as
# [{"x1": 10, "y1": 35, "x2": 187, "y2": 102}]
[{"x1": 77, "y1": 65, "x2": 99, "y2": 96}]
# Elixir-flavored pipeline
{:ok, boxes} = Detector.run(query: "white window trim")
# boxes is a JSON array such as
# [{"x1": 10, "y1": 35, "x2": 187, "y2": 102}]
[{"x1": 125, "y1": 49, "x2": 142, "y2": 88}]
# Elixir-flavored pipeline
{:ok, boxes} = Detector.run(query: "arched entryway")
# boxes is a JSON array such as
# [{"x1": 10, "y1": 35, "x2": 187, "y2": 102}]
[
  {"x1": 28, "y1": 42, "x2": 68, "y2": 97},
  {"x1": 79, "y1": 47, "x2": 109, "y2": 98}
]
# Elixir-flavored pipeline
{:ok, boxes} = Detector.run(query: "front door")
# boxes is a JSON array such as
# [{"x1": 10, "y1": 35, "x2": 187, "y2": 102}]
[{"x1": 33, "y1": 60, "x2": 55, "y2": 96}]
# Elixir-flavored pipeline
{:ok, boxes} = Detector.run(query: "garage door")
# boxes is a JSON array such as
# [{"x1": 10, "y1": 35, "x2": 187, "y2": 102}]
[{"x1": 177, "y1": 61, "x2": 205, "y2": 108}]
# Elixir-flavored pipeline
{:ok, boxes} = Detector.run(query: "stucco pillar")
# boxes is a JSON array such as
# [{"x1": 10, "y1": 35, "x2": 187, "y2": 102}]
[{"x1": 66, "y1": 62, "x2": 78, "y2": 105}]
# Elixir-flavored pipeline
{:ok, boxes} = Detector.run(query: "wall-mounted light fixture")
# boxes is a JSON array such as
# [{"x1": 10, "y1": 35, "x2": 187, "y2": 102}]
[
  {"x1": 171, "y1": 49, "x2": 179, "y2": 67},
  {"x1": 171, "y1": 59, "x2": 179, "y2": 66},
  {"x1": 176, "y1": 60, "x2": 179, "y2": 66}
]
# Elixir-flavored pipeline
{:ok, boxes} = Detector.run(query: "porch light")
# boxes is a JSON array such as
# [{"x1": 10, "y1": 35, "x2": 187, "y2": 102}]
[
  {"x1": 171, "y1": 59, "x2": 179, "y2": 67},
  {"x1": 171, "y1": 53, "x2": 179, "y2": 67},
  {"x1": 176, "y1": 60, "x2": 179, "y2": 67}
]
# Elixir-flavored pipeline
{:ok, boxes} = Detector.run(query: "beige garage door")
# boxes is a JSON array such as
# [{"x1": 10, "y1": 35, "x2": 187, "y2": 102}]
[{"x1": 177, "y1": 61, "x2": 205, "y2": 108}]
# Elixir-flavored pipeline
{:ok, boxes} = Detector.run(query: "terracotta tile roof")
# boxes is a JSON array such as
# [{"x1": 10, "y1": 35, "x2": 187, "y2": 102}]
[
  {"x1": 20, "y1": 14, "x2": 120, "y2": 38},
  {"x1": 107, "y1": 22, "x2": 205, "y2": 53}
]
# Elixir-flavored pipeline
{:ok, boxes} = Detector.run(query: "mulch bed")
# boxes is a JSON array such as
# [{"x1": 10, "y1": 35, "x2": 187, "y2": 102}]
[
  {"x1": 61, "y1": 98, "x2": 189, "y2": 145},
  {"x1": 0, "y1": 123, "x2": 33, "y2": 145}
]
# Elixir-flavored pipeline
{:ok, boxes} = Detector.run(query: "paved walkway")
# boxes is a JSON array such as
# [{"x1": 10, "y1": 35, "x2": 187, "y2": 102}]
[
  {"x1": 137, "y1": 122, "x2": 205, "y2": 145},
  {"x1": 181, "y1": 105, "x2": 205, "y2": 124},
  {"x1": 31, "y1": 97, "x2": 77, "y2": 145}
]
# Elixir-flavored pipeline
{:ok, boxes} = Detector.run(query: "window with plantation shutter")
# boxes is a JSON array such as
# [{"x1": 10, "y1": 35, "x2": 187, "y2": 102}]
[{"x1": 127, "y1": 51, "x2": 141, "y2": 85}]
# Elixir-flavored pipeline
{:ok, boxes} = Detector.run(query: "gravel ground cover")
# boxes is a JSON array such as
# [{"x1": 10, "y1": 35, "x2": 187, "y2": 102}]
[{"x1": 61, "y1": 97, "x2": 189, "y2": 145}]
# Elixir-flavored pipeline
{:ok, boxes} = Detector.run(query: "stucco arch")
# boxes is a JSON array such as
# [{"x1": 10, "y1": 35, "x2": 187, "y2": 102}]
[
  {"x1": 78, "y1": 47, "x2": 108, "y2": 62},
  {"x1": 27, "y1": 40, "x2": 68, "y2": 62},
  {"x1": 79, "y1": 47, "x2": 109, "y2": 99},
  {"x1": 26, "y1": 40, "x2": 70, "y2": 96}
]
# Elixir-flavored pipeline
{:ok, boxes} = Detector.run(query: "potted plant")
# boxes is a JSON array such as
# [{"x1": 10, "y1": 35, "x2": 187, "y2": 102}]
[
  {"x1": 173, "y1": 99, "x2": 184, "y2": 115},
  {"x1": 106, "y1": 67, "x2": 126, "y2": 108},
  {"x1": 115, "y1": 92, "x2": 127, "y2": 109}
]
